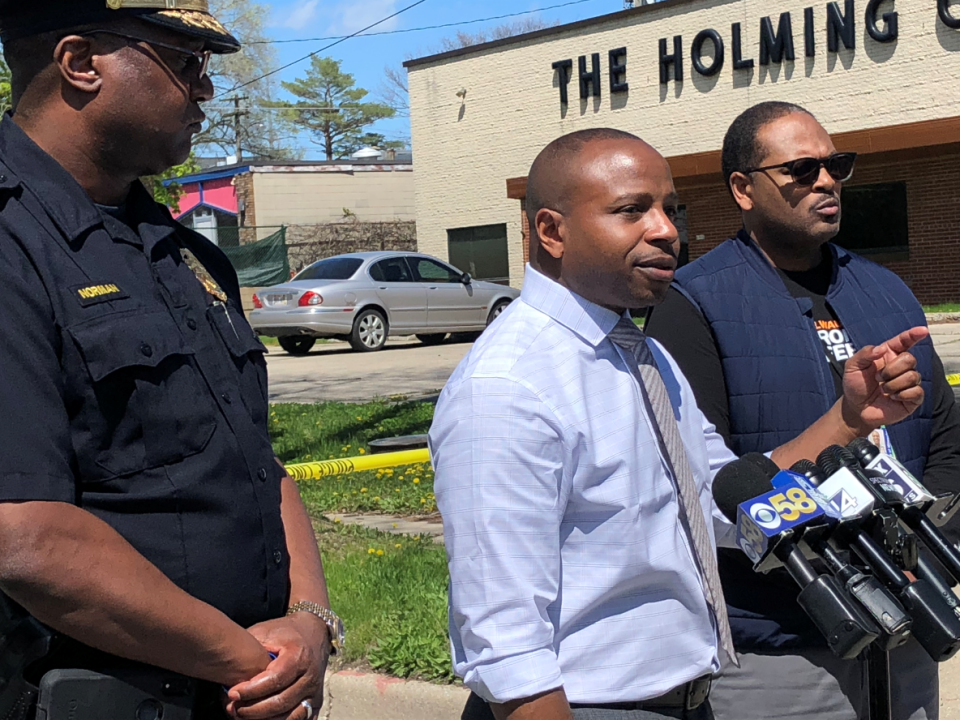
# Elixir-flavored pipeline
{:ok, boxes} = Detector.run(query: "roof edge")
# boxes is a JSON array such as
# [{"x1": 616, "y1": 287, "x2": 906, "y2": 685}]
[{"x1": 404, "y1": 0, "x2": 699, "y2": 69}]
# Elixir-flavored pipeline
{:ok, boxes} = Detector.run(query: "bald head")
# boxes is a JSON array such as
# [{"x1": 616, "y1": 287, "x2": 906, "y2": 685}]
[{"x1": 526, "y1": 128, "x2": 642, "y2": 251}]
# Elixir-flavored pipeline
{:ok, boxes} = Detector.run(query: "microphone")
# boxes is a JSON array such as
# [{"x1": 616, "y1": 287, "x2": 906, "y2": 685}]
[
  {"x1": 813, "y1": 447, "x2": 960, "y2": 662},
  {"x1": 847, "y1": 439, "x2": 960, "y2": 585},
  {"x1": 714, "y1": 456, "x2": 880, "y2": 659},
  {"x1": 788, "y1": 460, "x2": 912, "y2": 651}
]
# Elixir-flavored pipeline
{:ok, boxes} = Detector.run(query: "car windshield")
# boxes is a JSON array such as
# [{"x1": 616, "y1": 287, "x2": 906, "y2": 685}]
[{"x1": 294, "y1": 257, "x2": 363, "y2": 281}]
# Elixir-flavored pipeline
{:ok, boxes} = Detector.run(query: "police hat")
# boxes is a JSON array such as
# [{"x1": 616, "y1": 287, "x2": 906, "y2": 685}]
[{"x1": 0, "y1": 0, "x2": 241, "y2": 54}]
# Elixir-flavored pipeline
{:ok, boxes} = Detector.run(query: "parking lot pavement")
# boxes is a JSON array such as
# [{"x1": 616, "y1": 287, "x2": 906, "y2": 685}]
[{"x1": 265, "y1": 336, "x2": 474, "y2": 404}]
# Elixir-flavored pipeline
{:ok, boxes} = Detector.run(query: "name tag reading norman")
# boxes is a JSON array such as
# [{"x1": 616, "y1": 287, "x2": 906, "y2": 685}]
[{"x1": 73, "y1": 283, "x2": 129, "y2": 307}]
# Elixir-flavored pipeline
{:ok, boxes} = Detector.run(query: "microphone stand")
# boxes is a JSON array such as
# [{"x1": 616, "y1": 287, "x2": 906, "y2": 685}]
[{"x1": 866, "y1": 644, "x2": 891, "y2": 720}]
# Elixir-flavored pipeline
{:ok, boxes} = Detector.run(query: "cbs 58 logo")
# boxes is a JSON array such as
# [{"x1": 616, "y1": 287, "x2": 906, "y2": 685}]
[{"x1": 749, "y1": 487, "x2": 820, "y2": 531}]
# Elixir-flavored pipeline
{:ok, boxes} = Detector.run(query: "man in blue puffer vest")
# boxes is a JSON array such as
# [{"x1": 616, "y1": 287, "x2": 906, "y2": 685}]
[{"x1": 646, "y1": 101, "x2": 960, "y2": 719}]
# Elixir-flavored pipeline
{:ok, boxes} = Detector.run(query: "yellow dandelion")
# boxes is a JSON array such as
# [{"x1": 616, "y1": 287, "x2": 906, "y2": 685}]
[
  {"x1": 356, "y1": 416, "x2": 362, "y2": 421},
  {"x1": 358, "y1": 448, "x2": 366, "y2": 455},
  {"x1": 395, "y1": 543, "x2": 402, "y2": 549},
  {"x1": 421, "y1": 499, "x2": 426, "y2": 504},
  {"x1": 373, "y1": 496, "x2": 381, "y2": 501},
  {"x1": 333, "y1": 518, "x2": 342, "y2": 524},
  {"x1": 413, "y1": 478, "x2": 420, "y2": 485},
  {"x1": 360, "y1": 488, "x2": 367, "y2": 493},
  {"x1": 376, "y1": 550, "x2": 384, "y2": 556},
  {"x1": 392, "y1": 523, "x2": 398, "y2": 528},
  {"x1": 368, "y1": 548, "x2": 375, "y2": 555}
]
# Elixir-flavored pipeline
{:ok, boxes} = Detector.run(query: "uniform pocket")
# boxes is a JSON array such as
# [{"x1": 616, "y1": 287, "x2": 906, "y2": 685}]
[
  {"x1": 67, "y1": 311, "x2": 217, "y2": 480},
  {"x1": 208, "y1": 301, "x2": 270, "y2": 427}
]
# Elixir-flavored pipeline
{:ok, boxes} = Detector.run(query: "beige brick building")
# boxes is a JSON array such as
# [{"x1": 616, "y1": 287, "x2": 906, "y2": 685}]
[{"x1": 405, "y1": 0, "x2": 960, "y2": 303}]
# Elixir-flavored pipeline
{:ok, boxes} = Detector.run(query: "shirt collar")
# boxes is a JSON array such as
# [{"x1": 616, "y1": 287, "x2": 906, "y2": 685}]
[
  {"x1": 520, "y1": 264, "x2": 622, "y2": 347},
  {"x1": 0, "y1": 114, "x2": 102, "y2": 242},
  {"x1": 0, "y1": 115, "x2": 176, "y2": 251}
]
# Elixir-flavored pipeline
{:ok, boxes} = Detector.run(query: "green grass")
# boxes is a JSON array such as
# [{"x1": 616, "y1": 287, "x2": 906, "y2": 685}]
[
  {"x1": 270, "y1": 401, "x2": 438, "y2": 515},
  {"x1": 924, "y1": 303, "x2": 960, "y2": 314},
  {"x1": 318, "y1": 521, "x2": 453, "y2": 681}
]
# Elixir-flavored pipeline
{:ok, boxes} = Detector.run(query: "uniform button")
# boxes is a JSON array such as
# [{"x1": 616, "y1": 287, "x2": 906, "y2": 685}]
[
  {"x1": 258, "y1": 467, "x2": 268, "y2": 481},
  {"x1": 140, "y1": 343, "x2": 153, "y2": 358},
  {"x1": 186, "y1": 318, "x2": 197, "y2": 330},
  {"x1": 273, "y1": 550, "x2": 283, "y2": 565},
  {"x1": 221, "y1": 393, "x2": 232, "y2": 404}
]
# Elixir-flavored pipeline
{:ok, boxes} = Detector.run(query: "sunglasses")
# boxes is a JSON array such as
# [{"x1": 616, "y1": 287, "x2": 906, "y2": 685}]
[
  {"x1": 82, "y1": 29, "x2": 212, "y2": 83},
  {"x1": 744, "y1": 152, "x2": 858, "y2": 186}
]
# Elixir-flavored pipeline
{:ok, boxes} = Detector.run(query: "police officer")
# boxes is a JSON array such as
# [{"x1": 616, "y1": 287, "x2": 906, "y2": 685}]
[{"x1": 0, "y1": 2, "x2": 341, "y2": 719}]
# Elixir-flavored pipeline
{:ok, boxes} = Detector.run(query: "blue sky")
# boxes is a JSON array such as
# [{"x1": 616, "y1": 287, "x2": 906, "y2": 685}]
[{"x1": 259, "y1": 0, "x2": 621, "y2": 156}]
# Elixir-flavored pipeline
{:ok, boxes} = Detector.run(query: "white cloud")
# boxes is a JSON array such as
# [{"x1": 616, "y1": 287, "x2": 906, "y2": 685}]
[
  {"x1": 279, "y1": 0, "x2": 320, "y2": 29},
  {"x1": 330, "y1": 0, "x2": 400, "y2": 35}
]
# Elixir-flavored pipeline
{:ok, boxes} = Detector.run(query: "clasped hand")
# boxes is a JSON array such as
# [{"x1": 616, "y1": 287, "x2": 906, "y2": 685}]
[{"x1": 226, "y1": 613, "x2": 330, "y2": 720}]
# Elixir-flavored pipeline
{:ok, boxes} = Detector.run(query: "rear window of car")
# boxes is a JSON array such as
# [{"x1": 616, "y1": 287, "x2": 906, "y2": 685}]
[{"x1": 294, "y1": 257, "x2": 363, "y2": 281}]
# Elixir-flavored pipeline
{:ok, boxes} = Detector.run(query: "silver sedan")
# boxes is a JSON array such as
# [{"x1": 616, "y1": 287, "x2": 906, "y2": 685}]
[{"x1": 249, "y1": 251, "x2": 520, "y2": 353}]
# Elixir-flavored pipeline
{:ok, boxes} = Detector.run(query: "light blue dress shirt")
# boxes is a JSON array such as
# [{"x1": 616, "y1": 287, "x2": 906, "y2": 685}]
[{"x1": 430, "y1": 265, "x2": 739, "y2": 705}]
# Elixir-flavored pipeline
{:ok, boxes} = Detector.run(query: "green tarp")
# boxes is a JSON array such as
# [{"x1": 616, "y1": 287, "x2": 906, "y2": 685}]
[{"x1": 221, "y1": 227, "x2": 290, "y2": 287}]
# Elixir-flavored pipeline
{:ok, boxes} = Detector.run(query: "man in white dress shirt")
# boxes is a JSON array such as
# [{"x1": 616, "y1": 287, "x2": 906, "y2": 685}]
[{"x1": 429, "y1": 128, "x2": 928, "y2": 720}]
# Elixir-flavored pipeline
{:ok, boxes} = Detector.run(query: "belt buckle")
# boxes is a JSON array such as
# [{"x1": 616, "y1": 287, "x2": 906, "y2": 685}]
[{"x1": 684, "y1": 675, "x2": 712, "y2": 711}]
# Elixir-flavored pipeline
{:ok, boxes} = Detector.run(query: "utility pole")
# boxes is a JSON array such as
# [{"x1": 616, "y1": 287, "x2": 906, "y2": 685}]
[{"x1": 224, "y1": 95, "x2": 249, "y2": 162}]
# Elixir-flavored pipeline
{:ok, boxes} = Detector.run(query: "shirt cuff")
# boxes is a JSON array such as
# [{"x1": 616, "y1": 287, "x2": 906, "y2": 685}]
[
  {"x1": 0, "y1": 472, "x2": 76, "y2": 504},
  {"x1": 464, "y1": 648, "x2": 564, "y2": 704}
]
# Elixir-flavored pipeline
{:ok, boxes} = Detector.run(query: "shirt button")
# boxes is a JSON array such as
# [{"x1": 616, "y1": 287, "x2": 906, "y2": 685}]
[
  {"x1": 140, "y1": 343, "x2": 153, "y2": 358},
  {"x1": 186, "y1": 318, "x2": 197, "y2": 331},
  {"x1": 258, "y1": 467, "x2": 268, "y2": 482},
  {"x1": 221, "y1": 393, "x2": 232, "y2": 404},
  {"x1": 273, "y1": 550, "x2": 283, "y2": 565}
]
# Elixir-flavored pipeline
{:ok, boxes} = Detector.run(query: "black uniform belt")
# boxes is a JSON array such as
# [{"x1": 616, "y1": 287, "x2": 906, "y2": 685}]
[{"x1": 570, "y1": 674, "x2": 712, "y2": 711}]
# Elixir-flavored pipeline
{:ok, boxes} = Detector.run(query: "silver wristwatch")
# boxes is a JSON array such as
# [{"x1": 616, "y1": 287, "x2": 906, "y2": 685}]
[{"x1": 287, "y1": 601, "x2": 345, "y2": 654}]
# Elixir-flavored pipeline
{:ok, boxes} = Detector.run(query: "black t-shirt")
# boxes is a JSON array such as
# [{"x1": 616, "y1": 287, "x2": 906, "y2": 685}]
[{"x1": 776, "y1": 252, "x2": 847, "y2": 396}]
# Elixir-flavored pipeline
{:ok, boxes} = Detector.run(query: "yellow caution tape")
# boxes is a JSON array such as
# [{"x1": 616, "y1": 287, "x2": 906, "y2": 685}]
[
  {"x1": 286, "y1": 448, "x2": 431, "y2": 481},
  {"x1": 947, "y1": 374, "x2": 960, "y2": 387}
]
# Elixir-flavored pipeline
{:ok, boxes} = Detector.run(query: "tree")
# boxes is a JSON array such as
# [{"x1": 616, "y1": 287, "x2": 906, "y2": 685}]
[
  {"x1": 194, "y1": 0, "x2": 299, "y2": 161},
  {"x1": 0, "y1": 57, "x2": 11, "y2": 116},
  {"x1": 379, "y1": 18, "x2": 557, "y2": 118},
  {"x1": 278, "y1": 57, "x2": 396, "y2": 160},
  {"x1": 143, "y1": 155, "x2": 202, "y2": 213}
]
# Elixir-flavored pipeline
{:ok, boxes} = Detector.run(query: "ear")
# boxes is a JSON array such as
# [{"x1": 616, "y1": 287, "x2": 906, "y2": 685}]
[
  {"x1": 54, "y1": 35, "x2": 103, "y2": 94},
  {"x1": 534, "y1": 207, "x2": 566, "y2": 260},
  {"x1": 729, "y1": 171, "x2": 755, "y2": 213}
]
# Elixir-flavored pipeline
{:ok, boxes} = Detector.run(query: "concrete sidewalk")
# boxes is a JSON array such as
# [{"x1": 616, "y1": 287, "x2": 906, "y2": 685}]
[{"x1": 318, "y1": 659, "x2": 960, "y2": 720}]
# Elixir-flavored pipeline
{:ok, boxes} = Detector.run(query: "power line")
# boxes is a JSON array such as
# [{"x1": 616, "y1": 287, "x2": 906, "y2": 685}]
[
  {"x1": 250, "y1": 0, "x2": 603, "y2": 45},
  {"x1": 214, "y1": 0, "x2": 430, "y2": 99}
]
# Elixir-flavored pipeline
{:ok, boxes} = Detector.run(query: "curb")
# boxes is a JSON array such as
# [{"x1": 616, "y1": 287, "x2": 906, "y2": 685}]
[
  {"x1": 926, "y1": 313, "x2": 960, "y2": 324},
  {"x1": 319, "y1": 670, "x2": 469, "y2": 720}
]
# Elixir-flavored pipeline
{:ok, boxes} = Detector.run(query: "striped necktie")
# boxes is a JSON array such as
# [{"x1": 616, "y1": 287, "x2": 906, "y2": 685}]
[{"x1": 608, "y1": 316, "x2": 738, "y2": 667}]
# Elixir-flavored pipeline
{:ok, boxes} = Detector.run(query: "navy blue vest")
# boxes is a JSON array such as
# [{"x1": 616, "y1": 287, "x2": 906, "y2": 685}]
[{"x1": 675, "y1": 232, "x2": 933, "y2": 649}]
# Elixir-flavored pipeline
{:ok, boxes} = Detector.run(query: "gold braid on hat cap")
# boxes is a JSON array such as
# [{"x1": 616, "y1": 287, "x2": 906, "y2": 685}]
[{"x1": 106, "y1": 0, "x2": 211, "y2": 11}]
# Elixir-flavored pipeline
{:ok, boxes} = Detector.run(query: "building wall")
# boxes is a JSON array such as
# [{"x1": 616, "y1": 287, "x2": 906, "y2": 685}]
[
  {"x1": 251, "y1": 168, "x2": 416, "y2": 227},
  {"x1": 408, "y1": 0, "x2": 960, "y2": 289},
  {"x1": 516, "y1": 150, "x2": 960, "y2": 304}
]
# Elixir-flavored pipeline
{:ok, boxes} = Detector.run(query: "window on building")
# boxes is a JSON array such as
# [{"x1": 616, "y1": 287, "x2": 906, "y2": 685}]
[
  {"x1": 448, "y1": 224, "x2": 510, "y2": 285},
  {"x1": 833, "y1": 182, "x2": 909, "y2": 257}
]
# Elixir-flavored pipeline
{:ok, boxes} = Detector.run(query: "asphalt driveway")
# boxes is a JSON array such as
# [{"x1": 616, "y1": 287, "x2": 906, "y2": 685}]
[{"x1": 264, "y1": 336, "x2": 474, "y2": 403}]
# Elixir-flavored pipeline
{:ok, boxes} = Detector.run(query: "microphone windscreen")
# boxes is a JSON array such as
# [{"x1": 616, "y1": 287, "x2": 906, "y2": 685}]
[
  {"x1": 790, "y1": 459, "x2": 824, "y2": 485},
  {"x1": 742, "y1": 452, "x2": 781, "y2": 478},
  {"x1": 847, "y1": 438, "x2": 880, "y2": 467},
  {"x1": 817, "y1": 445, "x2": 845, "y2": 477},
  {"x1": 713, "y1": 456, "x2": 780, "y2": 522}
]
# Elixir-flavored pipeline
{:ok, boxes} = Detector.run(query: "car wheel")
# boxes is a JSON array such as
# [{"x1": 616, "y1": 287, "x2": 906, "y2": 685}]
[
  {"x1": 278, "y1": 337, "x2": 316, "y2": 355},
  {"x1": 487, "y1": 299, "x2": 511, "y2": 326},
  {"x1": 350, "y1": 309, "x2": 388, "y2": 352},
  {"x1": 416, "y1": 333, "x2": 448, "y2": 346}
]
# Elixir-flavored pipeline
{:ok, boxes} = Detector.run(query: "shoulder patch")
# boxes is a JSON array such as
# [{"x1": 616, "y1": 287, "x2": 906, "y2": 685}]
[{"x1": 73, "y1": 283, "x2": 129, "y2": 307}]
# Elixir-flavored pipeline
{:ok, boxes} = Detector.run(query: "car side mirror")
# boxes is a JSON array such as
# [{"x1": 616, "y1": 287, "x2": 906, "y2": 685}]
[{"x1": 461, "y1": 273, "x2": 472, "y2": 285}]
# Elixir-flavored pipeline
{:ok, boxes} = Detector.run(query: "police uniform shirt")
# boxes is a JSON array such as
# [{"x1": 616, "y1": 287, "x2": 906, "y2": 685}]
[{"x1": 0, "y1": 115, "x2": 289, "y2": 632}]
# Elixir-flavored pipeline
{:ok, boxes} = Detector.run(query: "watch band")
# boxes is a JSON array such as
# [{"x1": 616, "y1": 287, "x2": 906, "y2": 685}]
[{"x1": 288, "y1": 601, "x2": 345, "y2": 655}]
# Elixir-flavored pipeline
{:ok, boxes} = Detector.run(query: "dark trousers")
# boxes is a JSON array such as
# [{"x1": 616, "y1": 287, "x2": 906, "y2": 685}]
[{"x1": 462, "y1": 692, "x2": 715, "y2": 720}]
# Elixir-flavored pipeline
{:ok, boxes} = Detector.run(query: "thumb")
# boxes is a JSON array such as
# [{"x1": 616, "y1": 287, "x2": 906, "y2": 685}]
[{"x1": 846, "y1": 343, "x2": 880, "y2": 372}]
